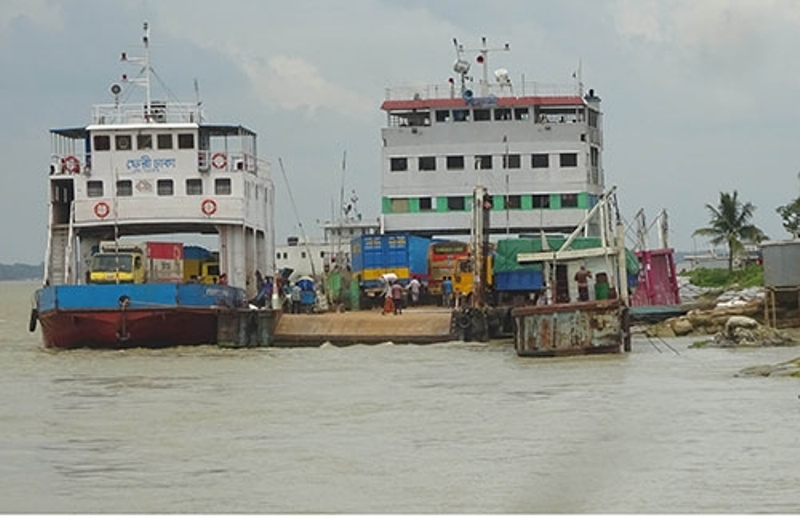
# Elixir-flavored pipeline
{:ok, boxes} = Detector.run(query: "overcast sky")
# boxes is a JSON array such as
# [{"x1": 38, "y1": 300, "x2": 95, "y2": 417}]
[{"x1": 2, "y1": 0, "x2": 799, "y2": 264}]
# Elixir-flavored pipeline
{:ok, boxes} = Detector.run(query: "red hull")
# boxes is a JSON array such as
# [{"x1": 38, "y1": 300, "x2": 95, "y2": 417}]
[{"x1": 38, "y1": 308, "x2": 219, "y2": 349}]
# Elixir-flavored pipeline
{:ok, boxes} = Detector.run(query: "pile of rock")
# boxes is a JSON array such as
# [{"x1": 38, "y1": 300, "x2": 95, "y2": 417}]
[
  {"x1": 706, "y1": 315, "x2": 796, "y2": 348},
  {"x1": 644, "y1": 300, "x2": 764, "y2": 338},
  {"x1": 737, "y1": 358, "x2": 800, "y2": 377}
]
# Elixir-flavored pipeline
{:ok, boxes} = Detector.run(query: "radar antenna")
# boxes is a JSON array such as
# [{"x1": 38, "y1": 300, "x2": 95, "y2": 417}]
[{"x1": 453, "y1": 36, "x2": 510, "y2": 97}]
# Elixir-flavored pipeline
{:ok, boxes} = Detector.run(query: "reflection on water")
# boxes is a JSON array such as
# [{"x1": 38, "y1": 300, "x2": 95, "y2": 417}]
[{"x1": 2, "y1": 281, "x2": 800, "y2": 513}]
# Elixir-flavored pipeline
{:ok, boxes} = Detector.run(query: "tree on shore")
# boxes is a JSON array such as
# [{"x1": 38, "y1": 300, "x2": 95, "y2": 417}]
[
  {"x1": 776, "y1": 196, "x2": 800, "y2": 238},
  {"x1": 693, "y1": 190, "x2": 767, "y2": 271}
]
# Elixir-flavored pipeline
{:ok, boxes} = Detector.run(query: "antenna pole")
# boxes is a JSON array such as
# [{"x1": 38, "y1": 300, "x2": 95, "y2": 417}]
[{"x1": 143, "y1": 21, "x2": 151, "y2": 116}]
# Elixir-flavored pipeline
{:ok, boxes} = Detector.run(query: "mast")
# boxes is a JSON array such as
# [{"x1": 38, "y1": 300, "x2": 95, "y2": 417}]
[{"x1": 121, "y1": 21, "x2": 152, "y2": 120}]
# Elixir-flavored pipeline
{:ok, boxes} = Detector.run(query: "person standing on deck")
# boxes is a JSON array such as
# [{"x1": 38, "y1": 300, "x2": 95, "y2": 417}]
[
  {"x1": 391, "y1": 281, "x2": 404, "y2": 314},
  {"x1": 407, "y1": 278, "x2": 421, "y2": 307},
  {"x1": 382, "y1": 281, "x2": 395, "y2": 315},
  {"x1": 574, "y1": 265, "x2": 592, "y2": 302},
  {"x1": 291, "y1": 283, "x2": 302, "y2": 313},
  {"x1": 442, "y1": 276, "x2": 453, "y2": 308}
]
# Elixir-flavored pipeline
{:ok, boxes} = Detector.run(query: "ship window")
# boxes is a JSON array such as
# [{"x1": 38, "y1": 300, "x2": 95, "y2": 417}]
[
  {"x1": 115, "y1": 135, "x2": 132, "y2": 151},
  {"x1": 419, "y1": 197, "x2": 434, "y2": 211},
  {"x1": 186, "y1": 178, "x2": 203, "y2": 195},
  {"x1": 514, "y1": 108, "x2": 529, "y2": 120},
  {"x1": 215, "y1": 178, "x2": 232, "y2": 195},
  {"x1": 447, "y1": 196, "x2": 465, "y2": 211},
  {"x1": 473, "y1": 109, "x2": 491, "y2": 121},
  {"x1": 87, "y1": 180, "x2": 104, "y2": 197},
  {"x1": 116, "y1": 180, "x2": 133, "y2": 197},
  {"x1": 560, "y1": 153, "x2": 578, "y2": 167},
  {"x1": 157, "y1": 179, "x2": 174, "y2": 196},
  {"x1": 505, "y1": 195, "x2": 522, "y2": 209},
  {"x1": 435, "y1": 110, "x2": 450, "y2": 122},
  {"x1": 157, "y1": 134, "x2": 173, "y2": 149},
  {"x1": 453, "y1": 109, "x2": 470, "y2": 122},
  {"x1": 494, "y1": 108, "x2": 512, "y2": 120},
  {"x1": 418, "y1": 156, "x2": 436, "y2": 171},
  {"x1": 532, "y1": 194, "x2": 550, "y2": 208},
  {"x1": 390, "y1": 157, "x2": 408, "y2": 172},
  {"x1": 502, "y1": 154, "x2": 521, "y2": 169},
  {"x1": 301, "y1": 251, "x2": 306, "y2": 259},
  {"x1": 561, "y1": 193, "x2": 578, "y2": 207},
  {"x1": 178, "y1": 133, "x2": 195, "y2": 149},
  {"x1": 532, "y1": 153, "x2": 549, "y2": 168},
  {"x1": 137, "y1": 134, "x2": 153, "y2": 150},
  {"x1": 446, "y1": 155, "x2": 464, "y2": 170},
  {"x1": 390, "y1": 198, "x2": 409, "y2": 213},
  {"x1": 93, "y1": 135, "x2": 110, "y2": 151},
  {"x1": 474, "y1": 155, "x2": 492, "y2": 170}
]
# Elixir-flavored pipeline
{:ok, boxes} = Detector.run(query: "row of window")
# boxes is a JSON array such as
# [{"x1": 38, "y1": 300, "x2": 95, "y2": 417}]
[
  {"x1": 93, "y1": 133, "x2": 196, "y2": 152},
  {"x1": 383, "y1": 192, "x2": 594, "y2": 214},
  {"x1": 393, "y1": 107, "x2": 598, "y2": 127},
  {"x1": 86, "y1": 177, "x2": 232, "y2": 197},
  {"x1": 389, "y1": 152, "x2": 579, "y2": 172}
]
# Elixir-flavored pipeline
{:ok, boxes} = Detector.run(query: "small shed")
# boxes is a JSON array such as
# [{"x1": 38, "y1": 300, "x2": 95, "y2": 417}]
[{"x1": 760, "y1": 239, "x2": 800, "y2": 327}]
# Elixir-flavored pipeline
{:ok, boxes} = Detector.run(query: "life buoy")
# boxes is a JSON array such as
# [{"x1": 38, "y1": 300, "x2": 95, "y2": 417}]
[
  {"x1": 201, "y1": 198, "x2": 217, "y2": 216},
  {"x1": 62, "y1": 155, "x2": 80, "y2": 174},
  {"x1": 93, "y1": 201, "x2": 111, "y2": 218},
  {"x1": 211, "y1": 152, "x2": 227, "y2": 169}
]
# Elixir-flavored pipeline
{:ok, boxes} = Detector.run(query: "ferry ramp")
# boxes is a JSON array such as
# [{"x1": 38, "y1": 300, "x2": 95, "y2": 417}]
[{"x1": 272, "y1": 308, "x2": 457, "y2": 346}]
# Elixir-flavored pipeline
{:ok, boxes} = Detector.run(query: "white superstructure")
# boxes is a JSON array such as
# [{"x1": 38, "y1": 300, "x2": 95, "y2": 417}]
[
  {"x1": 276, "y1": 191, "x2": 379, "y2": 279},
  {"x1": 44, "y1": 22, "x2": 274, "y2": 297},
  {"x1": 380, "y1": 37, "x2": 604, "y2": 238}
]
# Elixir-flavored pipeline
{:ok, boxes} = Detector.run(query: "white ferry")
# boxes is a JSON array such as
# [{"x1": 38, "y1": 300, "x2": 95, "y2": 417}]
[{"x1": 30, "y1": 22, "x2": 275, "y2": 348}]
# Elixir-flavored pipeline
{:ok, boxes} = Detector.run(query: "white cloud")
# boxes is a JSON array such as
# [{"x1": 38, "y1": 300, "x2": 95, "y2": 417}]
[
  {"x1": 236, "y1": 52, "x2": 374, "y2": 116},
  {"x1": 0, "y1": 0, "x2": 62, "y2": 46},
  {"x1": 612, "y1": 0, "x2": 665, "y2": 43}
]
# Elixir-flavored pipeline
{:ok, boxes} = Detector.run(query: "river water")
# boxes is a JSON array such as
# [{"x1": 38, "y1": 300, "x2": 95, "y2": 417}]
[{"x1": 2, "y1": 280, "x2": 799, "y2": 513}]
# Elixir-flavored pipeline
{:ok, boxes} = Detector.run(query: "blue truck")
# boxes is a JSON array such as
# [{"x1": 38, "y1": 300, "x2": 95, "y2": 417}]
[{"x1": 350, "y1": 233, "x2": 431, "y2": 306}]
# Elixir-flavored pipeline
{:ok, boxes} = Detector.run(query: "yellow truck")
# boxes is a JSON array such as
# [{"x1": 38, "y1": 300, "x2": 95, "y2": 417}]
[{"x1": 89, "y1": 241, "x2": 184, "y2": 284}]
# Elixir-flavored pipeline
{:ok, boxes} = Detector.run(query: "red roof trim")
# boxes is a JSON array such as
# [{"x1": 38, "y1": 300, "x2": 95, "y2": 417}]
[{"x1": 381, "y1": 95, "x2": 585, "y2": 111}]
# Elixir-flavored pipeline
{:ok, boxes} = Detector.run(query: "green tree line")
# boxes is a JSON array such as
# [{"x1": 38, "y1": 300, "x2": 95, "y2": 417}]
[{"x1": 0, "y1": 263, "x2": 43, "y2": 281}]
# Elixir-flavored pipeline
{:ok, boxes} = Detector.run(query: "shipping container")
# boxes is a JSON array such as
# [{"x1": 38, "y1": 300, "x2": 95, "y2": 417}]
[
  {"x1": 146, "y1": 242, "x2": 184, "y2": 282},
  {"x1": 351, "y1": 234, "x2": 431, "y2": 288}
]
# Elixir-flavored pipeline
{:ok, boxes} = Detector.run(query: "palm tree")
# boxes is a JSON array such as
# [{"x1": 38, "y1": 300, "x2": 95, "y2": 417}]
[{"x1": 693, "y1": 190, "x2": 767, "y2": 271}]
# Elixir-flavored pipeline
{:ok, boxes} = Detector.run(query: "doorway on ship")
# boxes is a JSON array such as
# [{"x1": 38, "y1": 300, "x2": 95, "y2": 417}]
[{"x1": 555, "y1": 264, "x2": 570, "y2": 303}]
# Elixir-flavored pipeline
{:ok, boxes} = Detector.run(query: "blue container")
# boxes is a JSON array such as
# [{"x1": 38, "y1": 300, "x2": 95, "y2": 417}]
[
  {"x1": 350, "y1": 234, "x2": 431, "y2": 278},
  {"x1": 493, "y1": 269, "x2": 545, "y2": 292}
]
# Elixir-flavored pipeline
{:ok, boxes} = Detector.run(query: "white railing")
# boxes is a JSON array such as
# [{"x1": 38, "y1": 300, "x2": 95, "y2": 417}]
[
  {"x1": 385, "y1": 80, "x2": 581, "y2": 101},
  {"x1": 91, "y1": 102, "x2": 202, "y2": 125}
]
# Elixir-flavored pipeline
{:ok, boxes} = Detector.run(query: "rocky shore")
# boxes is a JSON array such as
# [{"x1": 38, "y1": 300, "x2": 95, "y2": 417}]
[{"x1": 640, "y1": 284, "x2": 800, "y2": 377}]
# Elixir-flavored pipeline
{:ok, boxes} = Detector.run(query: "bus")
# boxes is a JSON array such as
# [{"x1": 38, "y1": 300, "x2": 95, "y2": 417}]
[{"x1": 427, "y1": 240, "x2": 474, "y2": 303}]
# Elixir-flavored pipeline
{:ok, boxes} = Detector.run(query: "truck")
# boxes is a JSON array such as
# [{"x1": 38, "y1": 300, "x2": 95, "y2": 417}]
[
  {"x1": 88, "y1": 241, "x2": 184, "y2": 284},
  {"x1": 427, "y1": 240, "x2": 474, "y2": 302},
  {"x1": 350, "y1": 233, "x2": 431, "y2": 306},
  {"x1": 182, "y1": 245, "x2": 220, "y2": 284}
]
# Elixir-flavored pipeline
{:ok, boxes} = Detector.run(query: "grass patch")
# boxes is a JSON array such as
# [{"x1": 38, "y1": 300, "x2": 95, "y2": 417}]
[{"x1": 682, "y1": 265, "x2": 763, "y2": 288}]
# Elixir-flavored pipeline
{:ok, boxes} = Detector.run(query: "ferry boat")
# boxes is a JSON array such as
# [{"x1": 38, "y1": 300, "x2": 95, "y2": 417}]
[
  {"x1": 377, "y1": 37, "x2": 637, "y2": 353},
  {"x1": 29, "y1": 22, "x2": 275, "y2": 349},
  {"x1": 379, "y1": 37, "x2": 604, "y2": 239}
]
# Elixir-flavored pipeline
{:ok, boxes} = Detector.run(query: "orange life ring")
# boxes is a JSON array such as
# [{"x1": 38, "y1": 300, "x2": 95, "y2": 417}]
[
  {"x1": 211, "y1": 152, "x2": 227, "y2": 169},
  {"x1": 93, "y1": 201, "x2": 111, "y2": 218},
  {"x1": 62, "y1": 155, "x2": 80, "y2": 174},
  {"x1": 201, "y1": 198, "x2": 217, "y2": 216}
]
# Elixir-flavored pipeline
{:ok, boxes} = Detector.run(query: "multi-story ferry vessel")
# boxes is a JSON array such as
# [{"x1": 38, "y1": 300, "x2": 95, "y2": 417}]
[
  {"x1": 30, "y1": 23, "x2": 275, "y2": 348},
  {"x1": 379, "y1": 37, "x2": 604, "y2": 239}
]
